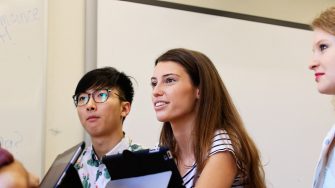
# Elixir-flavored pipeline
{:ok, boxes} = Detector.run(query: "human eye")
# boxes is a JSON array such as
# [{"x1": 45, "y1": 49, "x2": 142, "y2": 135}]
[
  {"x1": 78, "y1": 94, "x2": 88, "y2": 102},
  {"x1": 95, "y1": 90, "x2": 108, "y2": 101},
  {"x1": 164, "y1": 77, "x2": 176, "y2": 84},
  {"x1": 150, "y1": 79, "x2": 157, "y2": 88},
  {"x1": 319, "y1": 44, "x2": 328, "y2": 52}
]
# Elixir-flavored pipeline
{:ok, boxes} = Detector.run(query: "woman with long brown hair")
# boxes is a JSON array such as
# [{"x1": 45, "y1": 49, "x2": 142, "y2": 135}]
[{"x1": 151, "y1": 48, "x2": 266, "y2": 188}]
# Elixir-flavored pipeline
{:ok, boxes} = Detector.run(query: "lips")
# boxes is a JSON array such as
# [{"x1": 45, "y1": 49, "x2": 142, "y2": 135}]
[
  {"x1": 153, "y1": 100, "x2": 169, "y2": 110},
  {"x1": 155, "y1": 101, "x2": 167, "y2": 107},
  {"x1": 315, "y1": 72, "x2": 325, "y2": 81},
  {"x1": 87, "y1": 115, "x2": 99, "y2": 122}
]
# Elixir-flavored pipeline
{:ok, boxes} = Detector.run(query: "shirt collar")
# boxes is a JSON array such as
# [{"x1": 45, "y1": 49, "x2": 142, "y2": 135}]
[
  {"x1": 105, "y1": 137, "x2": 130, "y2": 156},
  {"x1": 89, "y1": 136, "x2": 131, "y2": 161}
]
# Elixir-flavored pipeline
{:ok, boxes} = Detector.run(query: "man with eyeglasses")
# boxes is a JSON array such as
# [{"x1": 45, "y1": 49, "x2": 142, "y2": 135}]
[{"x1": 72, "y1": 67, "x2": 142, "y2": 187}]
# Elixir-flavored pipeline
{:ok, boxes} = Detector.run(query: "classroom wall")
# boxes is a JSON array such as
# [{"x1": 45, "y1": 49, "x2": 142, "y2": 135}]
[
  {"x1": 0, "y1": 0, "x2": 47, "y2": 177},
  {"x1": 161, "y1": 0, "x2": 335, "y2": 24},
  {"x1": 44, "y1": 0, "x2": 85, "y2": 172},
  {"x1": 45, "y1": 0, "x2": 335, "y2": 179}
]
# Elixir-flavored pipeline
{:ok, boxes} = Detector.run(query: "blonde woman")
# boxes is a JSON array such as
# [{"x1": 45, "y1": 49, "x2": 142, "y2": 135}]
[{"x1": 310, "y1": 6, "x2": 335, "y2": 188}]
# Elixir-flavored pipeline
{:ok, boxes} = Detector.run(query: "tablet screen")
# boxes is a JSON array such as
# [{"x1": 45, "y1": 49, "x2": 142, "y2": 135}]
[{"x1": 40, "y1": 141, "x2": 85, "y2": 188}]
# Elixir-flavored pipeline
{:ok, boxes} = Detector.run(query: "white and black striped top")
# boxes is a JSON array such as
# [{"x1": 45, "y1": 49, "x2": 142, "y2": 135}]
[{"x1": 182, "y1": 129, "x2": 246, "y2": 188}]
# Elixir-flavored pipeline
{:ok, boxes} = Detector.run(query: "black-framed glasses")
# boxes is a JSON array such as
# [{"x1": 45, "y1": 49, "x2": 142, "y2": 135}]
[{"x1": 72, "y1": 89, "x2": 123, "y2": 107}]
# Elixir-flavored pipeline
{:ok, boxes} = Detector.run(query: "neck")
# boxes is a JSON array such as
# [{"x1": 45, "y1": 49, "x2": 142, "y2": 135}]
[
  {"x1": 91, "y1": 130, "x2": 124, "y2": 159},
  {"x1": 170, "y1": 115, "x2": 196, "y2": 167},
  {"x1": 172, "y1": 124, "x2": 195, "y2": 176}
]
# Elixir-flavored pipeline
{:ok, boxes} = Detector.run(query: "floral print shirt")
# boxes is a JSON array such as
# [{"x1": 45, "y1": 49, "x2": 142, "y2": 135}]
[{"x1": 74, "y1": 137, "x2": 142, "y2": 188}]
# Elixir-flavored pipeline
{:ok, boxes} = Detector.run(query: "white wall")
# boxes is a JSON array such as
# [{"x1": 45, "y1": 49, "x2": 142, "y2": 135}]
[
  {"x1": 161, "y1": 0, "x2": 335, "y2": 24},
  {"x1": 0, "y1": 0, "x2": 47, "y2": 177},
  {"x1": 44, "y1": 0, "x2": 85, "y2": 173}
]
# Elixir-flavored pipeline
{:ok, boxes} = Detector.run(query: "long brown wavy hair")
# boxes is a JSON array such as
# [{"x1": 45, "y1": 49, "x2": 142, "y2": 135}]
[{"x1": 156, "y1": 48, "x2": 266, "y2": 188}]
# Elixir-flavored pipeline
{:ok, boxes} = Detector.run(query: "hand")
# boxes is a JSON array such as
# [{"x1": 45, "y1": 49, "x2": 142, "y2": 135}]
[
  {"x1": 28, "y1": 172, "x2": 40, "y2": 188},
  {"x1": 0, "y1": 147, "x2": 40, "y2": 188},
  {"x1": 0, "y1": 160, "x2": 40, "y2": 188}
]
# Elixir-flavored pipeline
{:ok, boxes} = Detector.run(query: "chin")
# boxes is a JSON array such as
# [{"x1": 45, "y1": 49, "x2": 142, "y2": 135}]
[
  {"x1": 318, "y1": 90, "x2": 335, "y2": 95},
  {"x1": 156, "y1": 115, "x2": 169, "y2": 123},
  {"x1": 318, "y1": 87, "x2": 335, "y2": 95}
]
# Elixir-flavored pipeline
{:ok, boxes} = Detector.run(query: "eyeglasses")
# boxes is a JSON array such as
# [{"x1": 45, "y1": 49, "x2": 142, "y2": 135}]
[{"x1": 72, "y1": 89, "x2": 123, "y2": 107}]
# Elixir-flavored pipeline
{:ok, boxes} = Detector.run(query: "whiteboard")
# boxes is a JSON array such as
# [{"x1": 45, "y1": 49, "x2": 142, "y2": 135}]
[
  {"x1": 95, "y1": 1, "x2": 335, "y2": 187},
  {"x1": 0, "y1": 0, "x2": 46, "y2": 177}
]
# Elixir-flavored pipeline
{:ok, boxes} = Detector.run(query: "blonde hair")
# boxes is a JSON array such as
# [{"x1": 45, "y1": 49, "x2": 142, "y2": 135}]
[{"x1": 312, "y1": 6, "x2": 335, "y2": 35}]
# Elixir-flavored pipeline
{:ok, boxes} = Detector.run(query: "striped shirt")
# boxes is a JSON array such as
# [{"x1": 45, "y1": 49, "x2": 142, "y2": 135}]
[{"x1": 182, "y1": 129, "x2": 246, "y2": 188}]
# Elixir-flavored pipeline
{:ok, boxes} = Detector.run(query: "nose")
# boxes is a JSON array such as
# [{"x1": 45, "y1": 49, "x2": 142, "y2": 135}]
[
  {"x1": 309, "y1": 58, "x2": 319, "y2": 71},
  {"x1": 152, "y1": 83, "x2": 164, "y2": 97},
  {"x1": 86, "y1": 97, "x2": 97, "y2": 111},
  {"x1": 309, "y1": 52, "x2": 320, "y2": 70}
]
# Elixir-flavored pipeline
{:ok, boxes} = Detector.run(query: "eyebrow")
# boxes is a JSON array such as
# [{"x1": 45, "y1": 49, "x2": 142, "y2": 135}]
[
  {"x1": 316, "y1": 39, "x2": 327, "y2": 44},
  {"x1": 151, "y1": 73, "x2": 180, "y2": 80}
]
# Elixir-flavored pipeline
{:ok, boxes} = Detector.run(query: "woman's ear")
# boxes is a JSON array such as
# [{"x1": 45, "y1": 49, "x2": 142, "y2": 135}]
[{"x1": 196, "y1": 88, "x2": 200, "y2": 99}]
